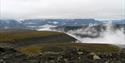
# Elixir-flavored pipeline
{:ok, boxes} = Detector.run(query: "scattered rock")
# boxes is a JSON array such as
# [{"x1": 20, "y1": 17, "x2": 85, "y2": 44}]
[{"x1": 0, "y1": 46, "x2": 125, "y2": 63}]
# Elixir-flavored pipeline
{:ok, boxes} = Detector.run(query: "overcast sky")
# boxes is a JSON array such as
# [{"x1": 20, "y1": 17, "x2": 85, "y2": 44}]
[{"x1": 0, "y1": 0, "x2": 124, "y2": 19}]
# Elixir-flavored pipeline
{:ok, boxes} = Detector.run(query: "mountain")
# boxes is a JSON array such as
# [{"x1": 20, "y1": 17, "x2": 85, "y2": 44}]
[
  {"x1": 21, "y1": 19, "x2": 103, "y2": 26},
  {"x1": 0, "y1": 19, "x2": 25, "y2": 29},
  {"x1": 0, "y1": 19, "x2": 102, "y2": 29},
  {"x1": 0, "y1": 19, "x2": 124, "y2": 30},
  {"x1": 112, "y1": 19, "x2": 125, "y2": 24}
]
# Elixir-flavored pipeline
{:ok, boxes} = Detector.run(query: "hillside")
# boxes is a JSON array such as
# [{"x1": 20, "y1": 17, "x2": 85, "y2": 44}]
[
  {"x1": 0, "y1": 31, "x2": 76, "y2": 47},
  {"x1": 17, "y1": 43, "x2": 120, "y2": 56},
  {"x1": 0, "y1": 31, "x2": 124, "y2": 63}
]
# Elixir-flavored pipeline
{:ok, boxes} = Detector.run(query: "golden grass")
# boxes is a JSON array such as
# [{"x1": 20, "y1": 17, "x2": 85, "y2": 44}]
[
  {"x1": 0, "y1": 31, "x2": 63, "y2": 42},
  {"x1": 17, "y1": 43, "x2": 120, "y2": 56}
]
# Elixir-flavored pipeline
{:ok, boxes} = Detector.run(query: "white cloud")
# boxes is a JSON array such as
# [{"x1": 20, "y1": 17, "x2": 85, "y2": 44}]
[{"x1": 0, "y1": 0, "x2": 124, "y2": 19}]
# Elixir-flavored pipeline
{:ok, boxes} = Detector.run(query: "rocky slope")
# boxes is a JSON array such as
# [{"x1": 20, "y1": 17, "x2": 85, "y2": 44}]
[
  {"x1": 0, "y1": 31, "x2": 125, "y2": 63},
  {"x1": 0, "y1": 45, "x2": 125, "y2": 63}
]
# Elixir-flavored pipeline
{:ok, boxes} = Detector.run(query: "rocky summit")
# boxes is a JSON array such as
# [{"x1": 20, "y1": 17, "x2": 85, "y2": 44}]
[
  {"x1": 0, "y1": 46, "x2": 125, "y2": 63},
  {"x1": 0, "y1": 31, "x2": 125, "y2": 63}
]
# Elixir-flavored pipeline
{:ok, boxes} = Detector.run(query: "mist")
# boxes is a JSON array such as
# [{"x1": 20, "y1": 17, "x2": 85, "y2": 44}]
[{"x1": 67, "y1": 22, "x2": 125, "y2": 45}]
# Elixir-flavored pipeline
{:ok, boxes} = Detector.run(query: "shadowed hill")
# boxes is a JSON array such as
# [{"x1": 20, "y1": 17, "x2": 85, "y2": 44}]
[{"x1": 0, "y1": 31, "x2": 76, "y2": 47}]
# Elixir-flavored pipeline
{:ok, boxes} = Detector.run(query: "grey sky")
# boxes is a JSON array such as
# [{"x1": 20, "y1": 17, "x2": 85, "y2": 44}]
[{"x1": 0, "y1": 0, "x2": 124, "y2": 19}]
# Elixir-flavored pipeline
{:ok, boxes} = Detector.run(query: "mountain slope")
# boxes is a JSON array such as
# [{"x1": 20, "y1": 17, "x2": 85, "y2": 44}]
[{"x1": 0, "y1": 31, "x2": 76, "y2": 47}]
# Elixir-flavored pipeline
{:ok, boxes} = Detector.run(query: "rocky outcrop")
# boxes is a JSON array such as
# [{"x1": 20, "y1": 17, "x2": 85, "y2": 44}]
[
  {"x1": 0, "y1": 47, "x2": 125, "y2": 63},
  {"x1": 0, "y1": 47, "x2": 29, "y2": 63}
]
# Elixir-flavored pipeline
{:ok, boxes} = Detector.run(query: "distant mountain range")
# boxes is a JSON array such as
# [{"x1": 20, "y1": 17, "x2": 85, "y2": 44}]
[
  {"x1": 112, "y1": 19, "x2": 125, "y2": 24},
  {"x1": 0, "y1": 19, "x2": 124, "y2": 29}
]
